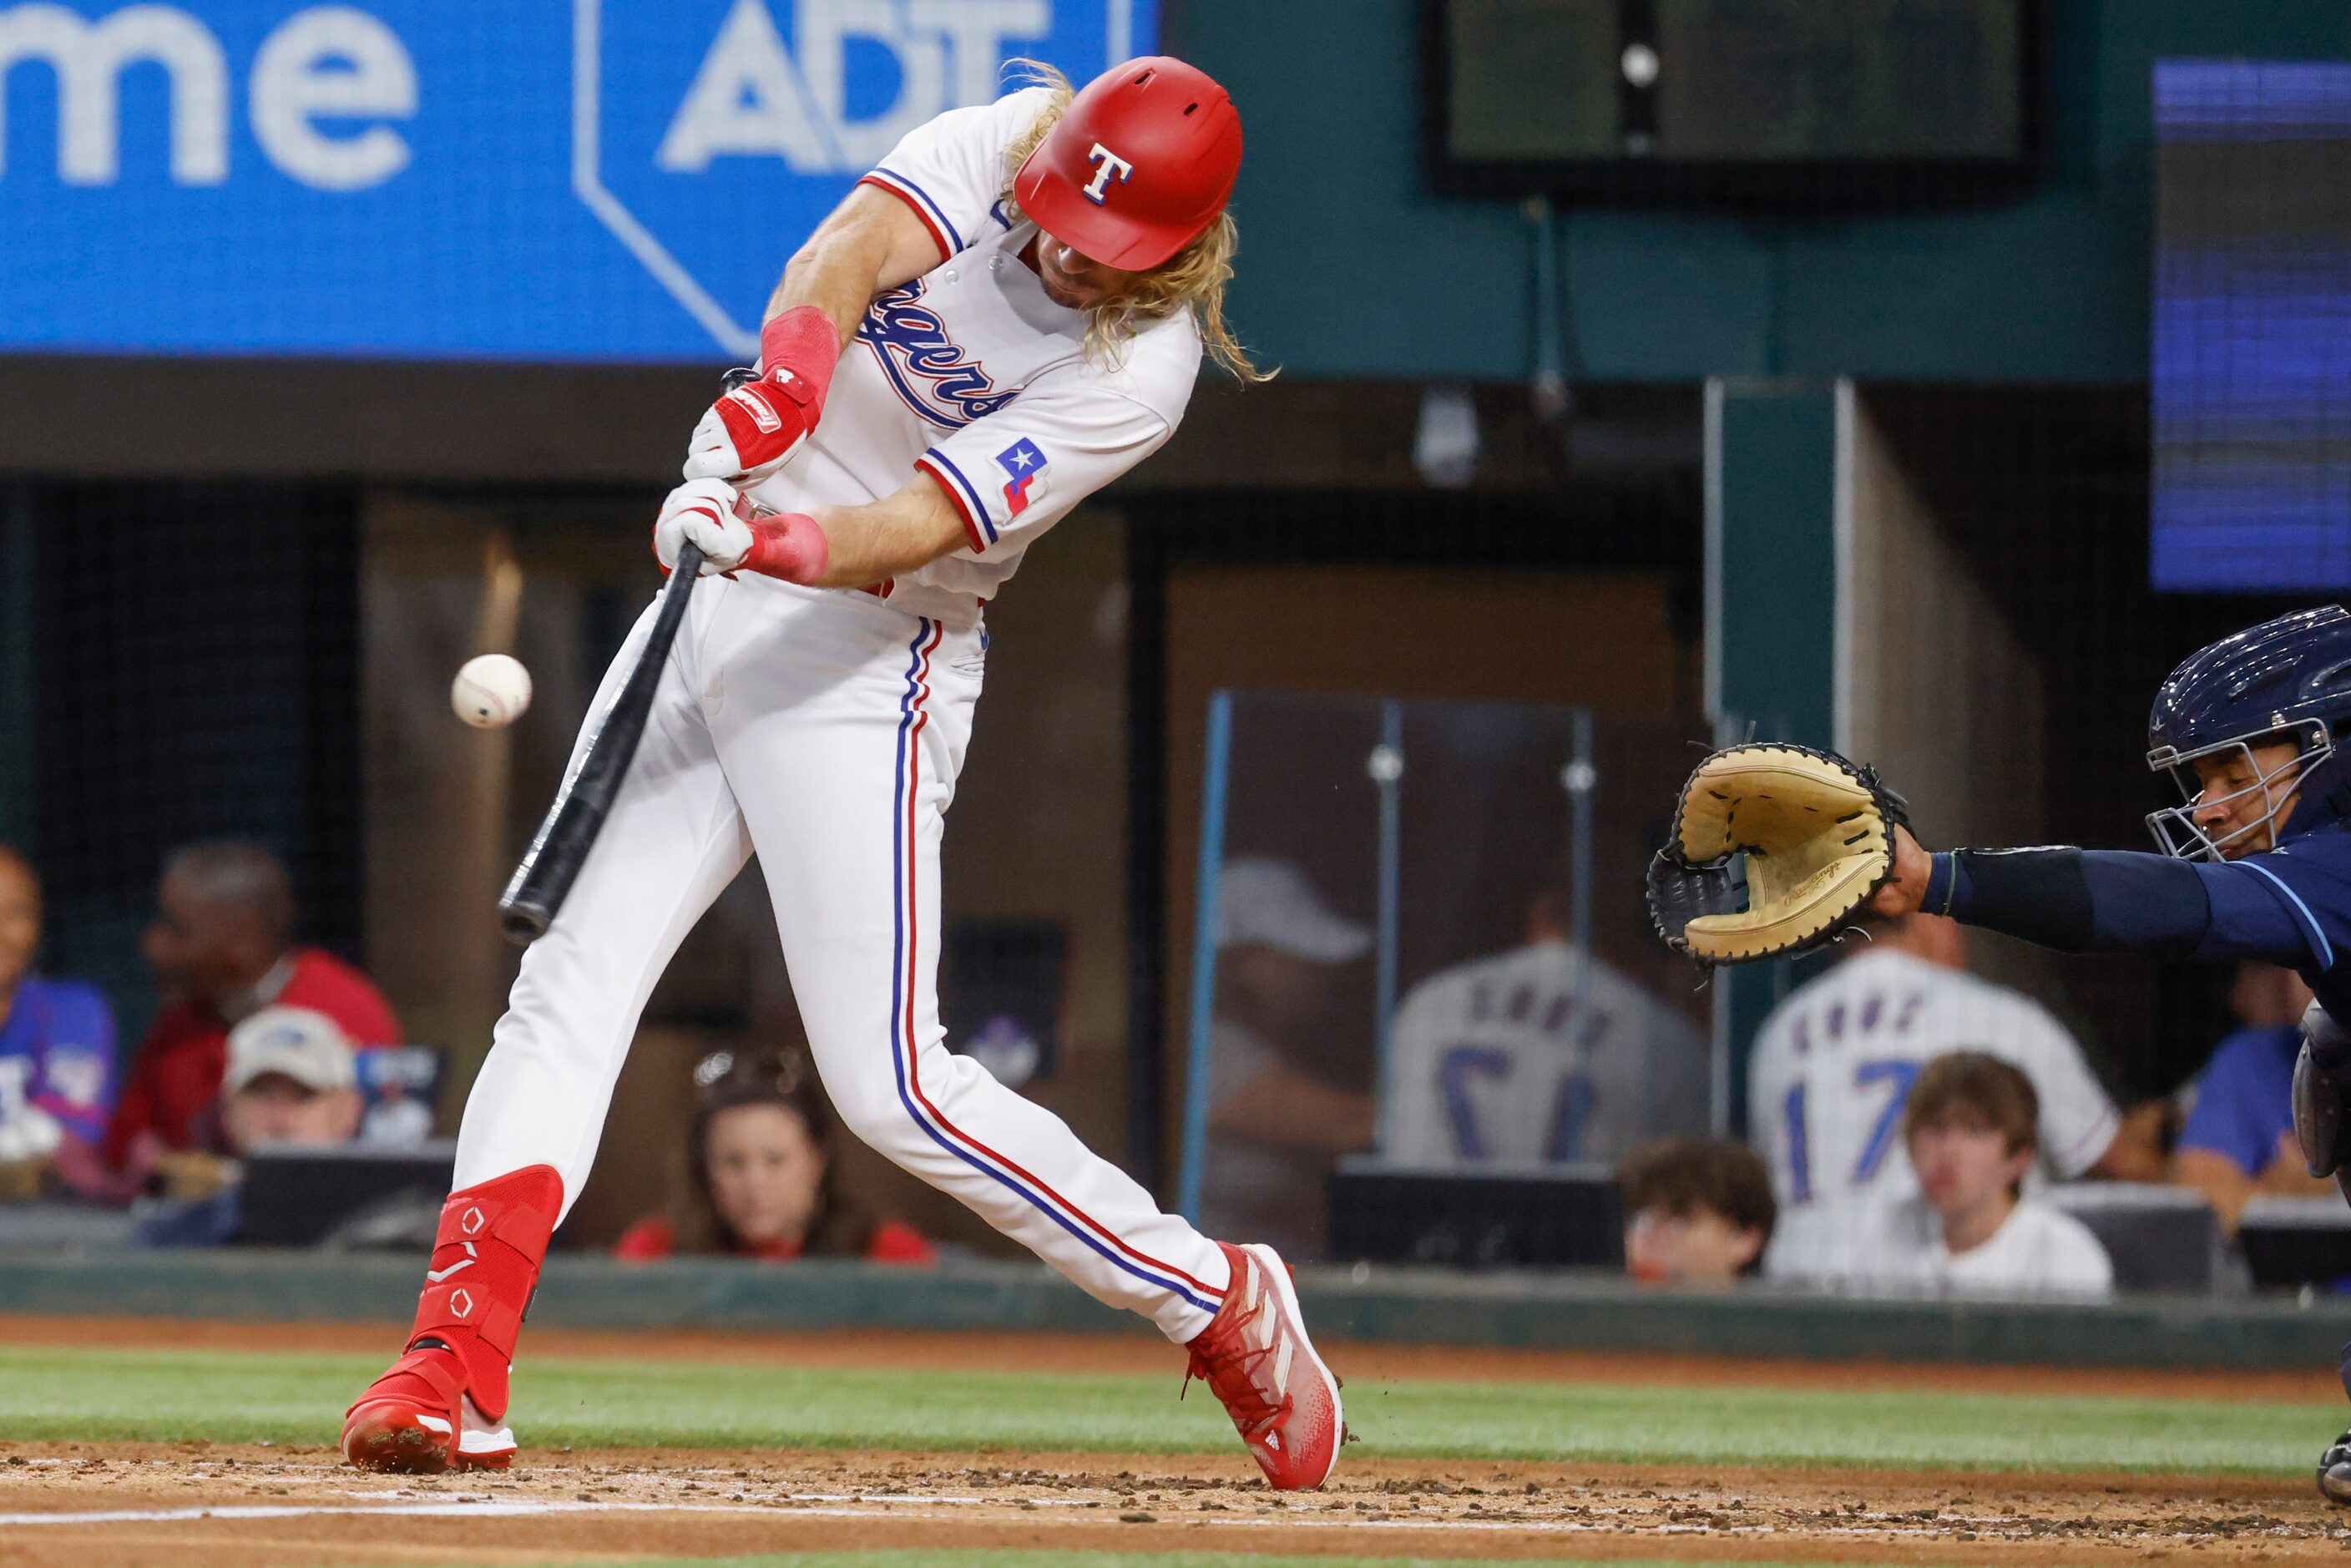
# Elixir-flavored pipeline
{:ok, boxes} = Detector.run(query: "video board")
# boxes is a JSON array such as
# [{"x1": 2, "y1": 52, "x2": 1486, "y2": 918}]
[{"x1": 2153, "y1": 60, "x2": 2351, "y2": 590}]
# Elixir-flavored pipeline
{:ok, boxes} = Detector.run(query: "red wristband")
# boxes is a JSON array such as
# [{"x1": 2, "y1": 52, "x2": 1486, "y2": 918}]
[
  {"x1": 741, "y1": 513, "x2": 829, "y2": 585},
  {"x1": 759, "y1": 306, "x2": 841, "y2": 415}
]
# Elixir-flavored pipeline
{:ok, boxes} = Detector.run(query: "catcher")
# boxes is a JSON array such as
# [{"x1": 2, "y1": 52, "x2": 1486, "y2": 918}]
[{"x1": 1649, "y1": 604, "x2": 2351, "y2": 1501}]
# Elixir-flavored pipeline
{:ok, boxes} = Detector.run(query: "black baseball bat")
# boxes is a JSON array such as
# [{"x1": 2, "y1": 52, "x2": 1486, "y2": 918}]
[
  {"x1": 498, "y1": 367, "x2": 762, "y2": 943},
  {"x1": 496, "y1": 539, "x2": 702, "y2": 943}
]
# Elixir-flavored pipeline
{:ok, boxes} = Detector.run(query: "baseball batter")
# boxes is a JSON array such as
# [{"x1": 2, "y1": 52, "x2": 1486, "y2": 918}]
[{"x1": 341, "y1": 58, "x2": 1343, "y2": 1490}]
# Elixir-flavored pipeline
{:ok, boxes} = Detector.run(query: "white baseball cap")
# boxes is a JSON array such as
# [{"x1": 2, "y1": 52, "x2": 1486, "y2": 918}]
[
  {"x1": 1214, "y1": 857, "x2": 1372, "y2": 964},
  {"x1": 225, "y1": 1005, "x2": 357, "y2": 1095}
]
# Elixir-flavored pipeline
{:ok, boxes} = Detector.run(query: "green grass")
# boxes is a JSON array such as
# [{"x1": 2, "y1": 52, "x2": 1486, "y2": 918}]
[
  {"x1": 533, "y1": 1557, "x2": 1899, "y2": 1568},
  {"x1": 1, "y1": 1343, "x2": 2337, "y2": 1474}
]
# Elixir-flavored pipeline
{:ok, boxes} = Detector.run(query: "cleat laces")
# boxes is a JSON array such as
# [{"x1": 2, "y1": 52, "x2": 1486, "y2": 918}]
[{"x1": 1183, "y1": 1278, "x2": 1287, "y2": 1441}]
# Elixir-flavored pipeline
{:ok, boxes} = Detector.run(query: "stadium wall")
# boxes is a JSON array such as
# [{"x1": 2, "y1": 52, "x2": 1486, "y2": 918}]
[
  {"x1": 1179, "y1": 0, "x2": 2351, "y2": 382},
  {"x1": 4, "y1": 1249, "x2": 2348, "y2": 1369},
  {"x1": 1843, "y1": 389, "x2": 2048, "y2": 852}
]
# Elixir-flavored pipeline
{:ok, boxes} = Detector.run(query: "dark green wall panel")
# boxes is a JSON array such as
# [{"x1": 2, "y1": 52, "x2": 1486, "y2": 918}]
[
  {"x1": 1704, "y1": 380, "x2": 1843, "y2": 1130},
  {"x1": 4, "y1": 1250, "x2": 2347, "y2": 1368},
  {"x1": 1180, "y1": 0, "x2": 2351, "y2": 382}
]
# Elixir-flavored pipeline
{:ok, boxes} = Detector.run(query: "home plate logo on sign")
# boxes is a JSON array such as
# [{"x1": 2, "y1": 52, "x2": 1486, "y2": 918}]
[
  {"x1": 574, "y1": 0, "x2": 1149, "y2": 357},
  {"x1": 997, "y1": 438, "x2": 1048, "y2": 515}
]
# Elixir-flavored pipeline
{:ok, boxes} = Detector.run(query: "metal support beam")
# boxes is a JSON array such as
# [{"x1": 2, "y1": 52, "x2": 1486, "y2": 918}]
[{"x1": 1703, "y1": 377, "x2": 1848, "y2": 1134}]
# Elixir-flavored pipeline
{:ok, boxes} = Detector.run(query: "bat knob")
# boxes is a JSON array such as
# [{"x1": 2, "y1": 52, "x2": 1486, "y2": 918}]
[{"x1": 498, "y1": 901, "x2": 552, "y2": 946}]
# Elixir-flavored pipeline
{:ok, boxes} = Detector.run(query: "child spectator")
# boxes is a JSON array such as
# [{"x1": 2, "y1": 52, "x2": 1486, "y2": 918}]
[
  {"x1": 0, "y1": 847, "x2": 115, "y2": 1183},
  {"x1": 616, "y1": 1048, "x2": 933, "y2": 1265},
  {"x1": 1617, "y1": 1136, "x2": 1776, "y2": 1287},
  {"x1": 1778, "y1": 1051, "x2": 2113, "y2": 1298},
  {"x1": 1750, "y1": 914, "x2": 2149, "y2": 1276},
  {"x1": 73, "y1": 841, "x2": 397, "y2": 1199},
  {"x1": 2172, "y1": 962, "x2": 2336, "y2": 1232}
]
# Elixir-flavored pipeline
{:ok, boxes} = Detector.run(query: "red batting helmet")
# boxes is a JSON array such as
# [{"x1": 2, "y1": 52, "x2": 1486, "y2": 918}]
[{"x1": 1014, "y1": 57, "x2": 1242, "y2": 271}]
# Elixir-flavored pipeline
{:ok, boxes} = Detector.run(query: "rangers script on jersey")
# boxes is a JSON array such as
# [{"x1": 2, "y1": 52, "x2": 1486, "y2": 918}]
[{"x1": 746, "y1": 87, "x2": 1203, "y2": 630}]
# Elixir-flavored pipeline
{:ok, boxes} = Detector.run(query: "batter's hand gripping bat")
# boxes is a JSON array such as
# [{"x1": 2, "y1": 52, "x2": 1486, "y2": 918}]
[{"x1": 497, "y1": 367, "x2": 758, "y2": 943}]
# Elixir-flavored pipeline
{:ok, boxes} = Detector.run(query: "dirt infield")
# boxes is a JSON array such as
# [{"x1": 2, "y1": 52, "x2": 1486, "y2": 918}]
[
  {"x1": 5, "y1": 1316, "x2": 2347, "y2": 1565},
  {"x1": 0, "y1": 1441, "x2": 2340, "y2": 1567}
]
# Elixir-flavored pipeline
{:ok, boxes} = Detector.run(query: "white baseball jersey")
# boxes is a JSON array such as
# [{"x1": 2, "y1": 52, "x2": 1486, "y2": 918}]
[
  {"x1": 1382, "y1": 942, "x2": 1710, "y2": 1168},
  {"x1": 747, "y1": 87, "x2": 1201, "y2": 631},
  {"x1": 1747, "y1": 951, "x2": 2119, "y2": 1249},
  {"x1": 1770, "y1": 1192, "x2": 2113, "y2": 1299}
]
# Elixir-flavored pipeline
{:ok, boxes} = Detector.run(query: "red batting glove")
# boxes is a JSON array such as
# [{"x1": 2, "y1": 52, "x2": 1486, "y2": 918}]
[{"x1": 682, "y1": 307, "x2": 842, "y2": 483}]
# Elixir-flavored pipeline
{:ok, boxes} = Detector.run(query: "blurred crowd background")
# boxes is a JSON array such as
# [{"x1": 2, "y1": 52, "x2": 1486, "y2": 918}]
[{"x1": 4, "y1": 0, "x2": 2351, "y2": 1303}]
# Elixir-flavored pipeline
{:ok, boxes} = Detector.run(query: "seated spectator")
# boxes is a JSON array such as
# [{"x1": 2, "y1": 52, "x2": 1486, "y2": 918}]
[
  {"x1": 2172, "y1": 962, "x2": 2335, "y2": 1232},
  {"x1": 1385, "y1": 871, "x2": 1709, "y2": 1170},
  {"x1": 215, "y1": 1006, "x2": 366, "y2": 1151},
  {"x1": 66, "y1": 840, "x2": 397, "y2": 1200},
  {"x1": 0, "y1": 847, "x2": 116, "y2": 1189},
  {"x1": 616, "y1": 1048, "x2": 933, "y2": 1265},
  {"x1": 1752, "y1": 913, "x2": 2152, "y2": 1276},
  {"x1": 1199, "y1": 857, "x2": 1376, "y2": 1258},
  {"x1": 1777, "y1": 1052, "x2": 2114, "y2": 1299},
  {"x1": 1618, "y1": 1136, "x2": 1776, "y2": 1287},
  {"x1": 134, "y1": 1005, "x2": 366, "y2": 1247}
]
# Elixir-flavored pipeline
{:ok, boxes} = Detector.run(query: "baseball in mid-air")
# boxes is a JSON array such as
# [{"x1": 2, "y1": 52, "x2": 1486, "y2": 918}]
[{"x1": 452, "y1": 654, "x2": 533, "y2": 729}]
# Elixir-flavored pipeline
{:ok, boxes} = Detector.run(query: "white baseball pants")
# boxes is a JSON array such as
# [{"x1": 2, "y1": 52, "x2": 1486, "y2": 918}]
[{"x1": 452, "y1": 574, "x2": 1231, "y2": 1341}]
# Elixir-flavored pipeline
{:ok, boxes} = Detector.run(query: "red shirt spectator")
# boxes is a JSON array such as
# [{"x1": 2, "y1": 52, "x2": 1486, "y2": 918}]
[
  {"x1": 613, "y1": 1213, "x2": 934, "y2": 1265},
  {"x1": 102, "y1": 948, "x2": 397, "y2": 1165},
  {"x1": 69, "y1": 841, "x2": 400, "y2": 1192}
]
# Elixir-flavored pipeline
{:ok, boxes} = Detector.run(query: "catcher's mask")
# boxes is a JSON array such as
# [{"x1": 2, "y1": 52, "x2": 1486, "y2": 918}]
[
  {"x1": 2145, "y1": 605, "x2": 2351, "y2": 861},
  {"x1": 2146, "y1": 719, "x2": 2329, "y2": 861}
]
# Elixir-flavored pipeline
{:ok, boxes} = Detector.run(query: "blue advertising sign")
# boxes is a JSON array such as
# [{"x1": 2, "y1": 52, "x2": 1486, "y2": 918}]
[{"x1": 0, "y1": 1, "x2": 1151, "y2": 361}]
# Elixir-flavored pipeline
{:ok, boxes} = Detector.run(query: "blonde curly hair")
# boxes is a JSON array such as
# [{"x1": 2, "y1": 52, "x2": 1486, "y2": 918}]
[{"x1": 999, "y1": 62, "x2": 1272, "y2": 383}]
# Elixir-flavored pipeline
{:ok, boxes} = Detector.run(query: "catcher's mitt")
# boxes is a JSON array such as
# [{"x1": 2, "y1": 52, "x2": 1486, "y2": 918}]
[{"x1": 1646, "y1": 743, "x2": 1909, "y2": 964}]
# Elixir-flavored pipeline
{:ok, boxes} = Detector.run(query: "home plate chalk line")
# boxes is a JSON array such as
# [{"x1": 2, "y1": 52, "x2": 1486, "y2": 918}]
[
  {"x1": 0, "y1": 1492, "x2": 2212, "y2": 1544},
  {"x1": 0, "y1": 1493, "x2": 1822, "y2": 1538}
]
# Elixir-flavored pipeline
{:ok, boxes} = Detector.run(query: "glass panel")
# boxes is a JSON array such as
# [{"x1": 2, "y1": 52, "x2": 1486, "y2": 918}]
[{"x1": 1187, "y1": 690, "x2": 1710, "y2": 1260}]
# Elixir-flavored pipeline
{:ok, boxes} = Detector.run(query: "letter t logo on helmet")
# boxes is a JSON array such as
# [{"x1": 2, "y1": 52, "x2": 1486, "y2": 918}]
[
  {"x1": 1015, "y1": 57, "x2": 1242, "y2": 271},
  {"x1": 1083, "y1": 143, "x2": 1135, "y2": 204}
]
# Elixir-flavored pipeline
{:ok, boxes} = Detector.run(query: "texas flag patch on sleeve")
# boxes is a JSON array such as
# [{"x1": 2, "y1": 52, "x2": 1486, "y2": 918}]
[{"x1": 996, "y1": 438, "x2": 1048, "y2": 516}]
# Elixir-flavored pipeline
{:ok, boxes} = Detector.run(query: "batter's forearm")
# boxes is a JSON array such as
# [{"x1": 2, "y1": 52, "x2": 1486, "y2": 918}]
[
  {"x1": 766, "y1": 238, "x2": 882, "y2": 351},
  {"x1": 806, "y1": 483, "x2": 971, "y2": 588},
  {"x1": 764, "y1": 185, "x2": 943, "y2": 346}
]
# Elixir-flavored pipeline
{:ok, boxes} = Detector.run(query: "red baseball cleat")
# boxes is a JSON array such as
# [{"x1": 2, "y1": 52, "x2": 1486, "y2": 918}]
[
  {"x1": 341, "y1": 1166, "x2": 561, "y2": 1474},
  {"x1": 1185, "y1": 1241, "x2": 1343, "y2": 1490},
  {"x1": 341, "y1": 1340, "x2": 517, "y2": 1474}
]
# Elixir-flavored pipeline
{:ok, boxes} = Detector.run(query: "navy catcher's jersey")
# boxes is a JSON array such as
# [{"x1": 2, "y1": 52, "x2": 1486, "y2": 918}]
[{"x1": 2196, "y1": 823, "x2": 2351, "y2": 1019}]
